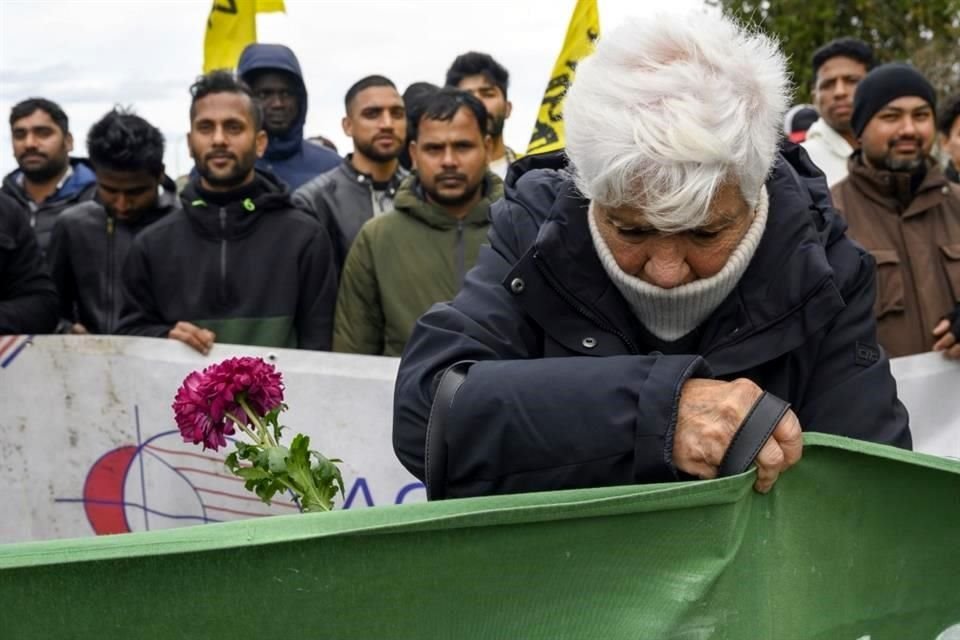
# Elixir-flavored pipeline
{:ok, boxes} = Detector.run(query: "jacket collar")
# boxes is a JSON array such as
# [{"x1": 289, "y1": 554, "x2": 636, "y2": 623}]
[
  {"x1": 3, "y1": 157, "x2": 96, "y2": 206},
  {"x1": 179, "y1": 170, "x2": 291, "y2": 240},
  {"x1": 507, "y1": 152, "x2": 846, "y2": 374},
  {"x1": 845, "y1": 153, "x2": 949, "y2": 217},
  {"x1": 393, "y1": 172, "x2": 504, "y2": 230},
  {"x1": 804, "y1": 118, "x2": 854, "y2": 156},
  {"x1": 341, "y1": 154, "x2": 408, "y2": 193}
]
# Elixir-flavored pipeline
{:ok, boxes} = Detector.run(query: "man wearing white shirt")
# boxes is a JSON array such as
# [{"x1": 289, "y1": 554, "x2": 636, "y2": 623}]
[{"x1": 802, "y1": 38, "x2": 873, "y2": 186}]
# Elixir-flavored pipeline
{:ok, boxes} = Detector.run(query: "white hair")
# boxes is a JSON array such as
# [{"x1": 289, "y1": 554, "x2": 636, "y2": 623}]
[{"x1": 564, "y1": 12, "x2": 790, "y2": 232}]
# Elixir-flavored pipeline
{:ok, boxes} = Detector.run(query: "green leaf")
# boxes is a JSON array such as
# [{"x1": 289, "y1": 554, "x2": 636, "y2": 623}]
[
  {"x1": 233, "y1": 467, "x2": 272, "y2": 481},
  {"x1": 264, "y1": 446, "x2": 290, "y2": 473}
]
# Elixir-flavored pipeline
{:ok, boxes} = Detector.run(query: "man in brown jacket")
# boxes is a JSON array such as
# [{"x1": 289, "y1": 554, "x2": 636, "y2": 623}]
[{"x1": 832, "y1": 64, "x2": 960, "y2": 359}]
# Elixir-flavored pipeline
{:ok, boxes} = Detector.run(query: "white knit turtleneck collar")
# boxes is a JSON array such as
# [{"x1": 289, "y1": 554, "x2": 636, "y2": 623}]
[{"x1": 588, "y1": 187, "x2": 769, "y2": 342}]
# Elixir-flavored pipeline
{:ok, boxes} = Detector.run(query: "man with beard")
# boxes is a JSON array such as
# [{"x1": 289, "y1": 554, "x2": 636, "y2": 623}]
[
  {"x1": 237, "y1": 43, "x2": 340, "y2": 190},
  {"x1": 48, "y1": 109, "x2": 177, "y2": 335},
  {"x1": 293, "y1": 75, "x2": 408, "y2": 270},
  {"x1": 333, "y1": 89, "x2": 503, "y2": 356},
  {"x1": 3, "y1": 98, "x2": 96, "y2": 256},
  {"x1": 802, "y1": 38, "x2": 873, "y2": 186},
  {"x1": 446, "y1": 52, "x2": 517, "y2": 179},
  {"x1": 116, "y1": 71, "x2": 338, "y2": 353},
  {"x1": 832, "y1": 64, "x2": 960, "y2": 358}
]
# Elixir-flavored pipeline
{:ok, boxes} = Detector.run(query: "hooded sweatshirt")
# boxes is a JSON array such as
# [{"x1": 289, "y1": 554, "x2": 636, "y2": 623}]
[
  {"x1": 1, "y1": 157, "x2": 97, "y2": 257},
  {"x1": 48, "y1": 176, "x2": 178, "y2": 334},
  {"x1": 115, "y1": 170, "x2": 338, "y2": 350},
  {"x1": 237, "y1": 44, "x2": 340, "y2": 190}
]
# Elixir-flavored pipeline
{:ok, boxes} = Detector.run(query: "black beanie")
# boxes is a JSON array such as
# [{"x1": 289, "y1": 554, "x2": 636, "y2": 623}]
[{"x1": 851, "y1": 63, "x2": 937, "y2": 138}]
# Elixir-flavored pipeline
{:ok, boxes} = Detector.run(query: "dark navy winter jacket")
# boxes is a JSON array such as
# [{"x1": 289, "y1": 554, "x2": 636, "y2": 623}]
[
  {"x1": 1, "y1": 158, "x2": 96, "y2": 257},
  {"x1": 394, "y1": 148, "x2": 911, "y2": 499},
  {"x1": 237, "y1": 44, "x2": 340, "y2": 190}
]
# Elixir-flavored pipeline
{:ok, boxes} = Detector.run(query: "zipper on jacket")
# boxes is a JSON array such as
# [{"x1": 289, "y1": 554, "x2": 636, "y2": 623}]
[
  {"x1": 105, "y1": 216, "x2": 116, "y2": 333},
  {"x1": 219, "y1": 207, "x2": 228, "y2": 304},
  {"x1": 455, "y1": 220, "x2": 466, "y2": 286},
  {"x1": 533, "y1": 252, "x2": 640, "y2": 355}
]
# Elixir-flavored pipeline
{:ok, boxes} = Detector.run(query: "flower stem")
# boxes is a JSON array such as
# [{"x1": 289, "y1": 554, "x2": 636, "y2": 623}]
[
  {"x1": 224, "y1": 411, "x2": 260, "y2": 444},
  {"x1": 237, "y1": 396, "x2": 278, "y2": 448}
]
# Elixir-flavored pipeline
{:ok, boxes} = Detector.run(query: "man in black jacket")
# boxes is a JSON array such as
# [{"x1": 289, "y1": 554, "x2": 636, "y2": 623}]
[
  {"x1": 293, "y1": 75, "x2": 408, "y2": 270},
  {"x1": 116, "y1": 71, "x2": 338, "y2": 353},
  {"x1": 49, "y1": 109, "x2": 176, "y2": 335},
  {"x1": 0, "y1": 190, "x2": 58, "y2": 334},
  {"x1": 394, "y1": 13, "x2": 910, "y2": 500},
  {"x1": 3, "y1": 98, "x2": 96, "y2": 257}
]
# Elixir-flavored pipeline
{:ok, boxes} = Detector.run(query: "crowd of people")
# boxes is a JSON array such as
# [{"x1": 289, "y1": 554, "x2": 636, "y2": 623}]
[
  {"x1": 0, "y1": 47, "x2": 518, "y2": 354},
  {"x1": 2, "y1": 13, "x2": 959, "y2": 498}
]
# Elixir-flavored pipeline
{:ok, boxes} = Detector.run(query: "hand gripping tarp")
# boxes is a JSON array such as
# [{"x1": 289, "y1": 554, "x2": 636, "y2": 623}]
[{"x1": 1, "y1": 434, "x2": 958, "y2": 639}]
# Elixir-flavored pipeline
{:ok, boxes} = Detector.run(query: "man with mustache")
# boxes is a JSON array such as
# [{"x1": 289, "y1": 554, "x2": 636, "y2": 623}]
[
  {"x1": 802, "y1": 38, "x2": 873, "y2": 187},
  {"x1": 237, "y1": 43, "x2": 340, "y2": 190},
  {"x1": 115, "y1": 71, "x2": 338, "y2": 354},
  {"x1": 333, "y1": 88, "x2": 502, "y2": 356},
  {"x1": 832, "y1": 64, "x2": 960, "y2": 359},
  {"x1": 294, "y1": 75, "x2": 409, "y2": 270},
  {"x1": 446, "y1": 52, "x2": 517, "y2": 179},
  {"x1": 3, "y1": 98, "x2": 96, "y2": 257}
]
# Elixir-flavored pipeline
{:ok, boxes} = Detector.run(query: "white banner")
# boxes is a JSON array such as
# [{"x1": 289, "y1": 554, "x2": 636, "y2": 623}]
[
  {"x1": 889, "y1": 351, "x2": 960, "y2": 460},
  {"x1": 1, "y1": 336, "x2": 957, "y2": 544},
  {"x1": 0, "y1": 335, "x2": 422, "y2": 544}
]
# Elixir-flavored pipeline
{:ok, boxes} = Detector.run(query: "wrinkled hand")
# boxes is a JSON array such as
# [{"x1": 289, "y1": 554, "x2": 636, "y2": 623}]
[
  {"x1": 70, "y1": 323, "x2": 88, "y2": 335},
  {"x1": 932, "y1": 319, "x2": 960, "y2": 359},
  {"x1": 168, "y1": 321, "x2": 216, "y2": 355},
  {"x1": 673, "y1": 378, "x2": 803, "y2": 493}
]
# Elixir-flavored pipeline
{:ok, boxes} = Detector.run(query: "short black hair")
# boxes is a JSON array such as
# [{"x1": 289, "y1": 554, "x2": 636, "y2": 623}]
[
  {"x1": 402, "y1": 82, "x2": 439, "y2": 144},
  {"x1": 445, "y1": 52, "x2": 510, "y2": 99},
  {"x1": 189, "y1": 70, "x2": 263, "y2": 130},
  {"x1": 87, "y1": 108, "x2": 165, "y2": 175},
  {"x1": 10, "y1": 97, "x2": 69, "y2": 134},
  {"x1": 417, "y1": 88, "x2": 488, "y2": 140},
  {"x1": 812, "y1": 38, "x2": 874, "y2": 78},
  {"x1": 938, "y1": 93, "x2": 960, "y2": 136},
  {"x1": 344, "y1": 75, "x2": 397, "y2": 112}
]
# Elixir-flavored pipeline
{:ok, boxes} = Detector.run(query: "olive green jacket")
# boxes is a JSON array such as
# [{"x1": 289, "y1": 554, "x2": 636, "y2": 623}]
[{"x1": 333, "y1": 173, "x2": 504, "y2": 356}]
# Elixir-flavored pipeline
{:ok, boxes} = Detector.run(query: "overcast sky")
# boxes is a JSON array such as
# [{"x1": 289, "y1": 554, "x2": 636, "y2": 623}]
[{"x1": 0, "y1": 0, "x2": 706, "y2": 178}]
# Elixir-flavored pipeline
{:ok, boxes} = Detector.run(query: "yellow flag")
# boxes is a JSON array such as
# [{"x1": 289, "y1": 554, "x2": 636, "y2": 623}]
[
  {"x1": 202, "y1": 0, "x2": 286, "y2": 73},
  {"x1": 526, "y1": 0, "x2": 600, "y2": 155}
]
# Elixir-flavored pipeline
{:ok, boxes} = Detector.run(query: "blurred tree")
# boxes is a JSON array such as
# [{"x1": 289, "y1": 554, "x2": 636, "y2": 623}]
[{"x1": 706, "y1": 0, "x2": 960, "y2": 102}]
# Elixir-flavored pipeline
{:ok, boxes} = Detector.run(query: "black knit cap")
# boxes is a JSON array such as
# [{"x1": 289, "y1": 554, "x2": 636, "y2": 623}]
[{"x1": 851, "y1": 63, "x2": 937, "y2": 138}]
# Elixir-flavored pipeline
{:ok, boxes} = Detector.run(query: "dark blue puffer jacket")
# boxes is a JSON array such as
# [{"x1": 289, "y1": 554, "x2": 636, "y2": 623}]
[
  {"x1": 238, "y1": 43, "x2": 340, "y2": 190},
  {"x1": 393, "y1": 147, "x2": 911, "y2": 499}
]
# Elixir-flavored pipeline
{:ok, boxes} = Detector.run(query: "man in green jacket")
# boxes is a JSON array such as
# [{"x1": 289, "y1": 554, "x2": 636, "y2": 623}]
[{"x1": 334, "y1": 89, "x2": 503, "y2": 356}]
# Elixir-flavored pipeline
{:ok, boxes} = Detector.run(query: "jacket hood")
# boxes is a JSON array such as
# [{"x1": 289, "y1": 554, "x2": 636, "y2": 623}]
[
  {"x1": 3, "y1": 157, "x2": 97, "y2": 205},
  {"x1": 238, "y1": 43, "x2": 307, "y2": 161},
  {"x1": 179, "y1": 169, "x2": 293, "y2": 239},
  {"x1": 393, "y1": 172, "x2": 504, "y2": 230}
]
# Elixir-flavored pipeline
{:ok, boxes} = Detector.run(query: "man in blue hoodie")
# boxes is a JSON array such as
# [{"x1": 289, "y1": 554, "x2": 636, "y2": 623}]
[
  {"x1": 237, "y1": 43, "x2": 340, "y2": 190},
  {"x1": 4, "y1": 98, "x2": 96, "y2": 257}
]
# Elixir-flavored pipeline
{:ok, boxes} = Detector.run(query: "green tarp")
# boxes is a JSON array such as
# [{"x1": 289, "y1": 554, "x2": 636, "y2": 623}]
[{"x1": 1, "y1": 434, "x2": 958, "y2": 638}]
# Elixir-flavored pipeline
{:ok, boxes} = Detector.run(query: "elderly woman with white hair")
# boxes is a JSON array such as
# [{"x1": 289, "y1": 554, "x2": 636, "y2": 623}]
[{"x1": 393, "y1": 12, "x2": 911, "y2": 499}]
